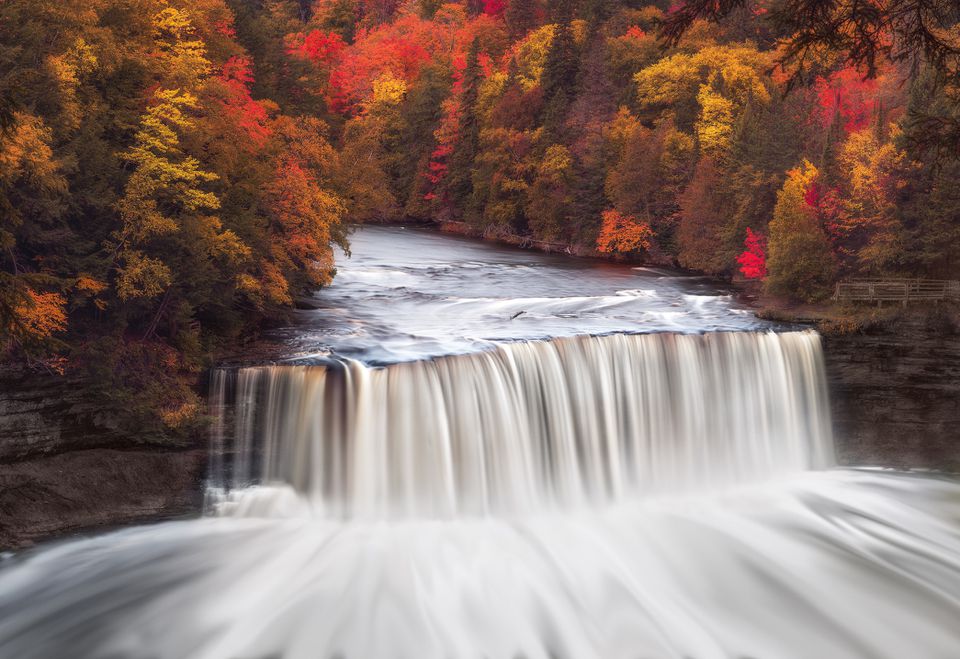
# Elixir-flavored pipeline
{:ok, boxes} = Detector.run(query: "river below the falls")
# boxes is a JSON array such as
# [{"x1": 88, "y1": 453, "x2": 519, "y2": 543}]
[{"x1": 2, "y1": 226, "x2": 959, "y2": 659}]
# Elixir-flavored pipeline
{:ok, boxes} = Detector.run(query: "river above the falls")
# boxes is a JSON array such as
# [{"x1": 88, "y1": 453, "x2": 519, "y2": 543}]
[{"x1": 272, "y1": 225, "x2": 773, "y2": 363}]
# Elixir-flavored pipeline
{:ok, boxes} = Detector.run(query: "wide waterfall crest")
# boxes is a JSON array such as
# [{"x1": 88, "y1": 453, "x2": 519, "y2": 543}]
[{"x1": 209, "y1": 330, "x2": 834, "y2": 518}]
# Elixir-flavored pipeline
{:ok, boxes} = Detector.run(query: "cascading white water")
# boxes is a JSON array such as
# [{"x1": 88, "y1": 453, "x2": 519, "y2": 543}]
[
  {"x1": 3, "y1": 328, "x2": 960, "y2": 659},
  {"x1": 208, "y1": 331, "x2": 834, "y2": 518}
]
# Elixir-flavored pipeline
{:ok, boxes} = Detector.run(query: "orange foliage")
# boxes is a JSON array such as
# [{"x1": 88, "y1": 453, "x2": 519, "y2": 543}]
[
  {"x1": 326, "y1": 14, "x2": 448, "y2": 113},
  {"x1": 596, "y1": 210, "x2": 654, "y2": 255},
  {"x1": 14, "y1": 290, "x2": 68, "y2": 341}
]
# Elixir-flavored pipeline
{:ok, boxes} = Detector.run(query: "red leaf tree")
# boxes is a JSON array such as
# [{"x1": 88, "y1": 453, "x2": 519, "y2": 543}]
[{"x1": 737, "y1": 227, "x2": 768, "y2": 279}]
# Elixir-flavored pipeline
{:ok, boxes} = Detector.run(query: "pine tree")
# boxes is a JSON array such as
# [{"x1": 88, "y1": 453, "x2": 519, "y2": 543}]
[
  {"x1": 446, "y1": 38, "x2": 483, "y2": 215},
  {"x1": 540, "y1": 21, "x2": 579, "y2": 143},
  {"x1": 505, "y1": 0, "x2": 540, "y2": 39},
  {"x1": 820, "y1": 106, "x2": 843, "y2": 183},
  {"x1": 548, "y1": 0, "x2": 575, "y2": 22},
  {"x1": 466, "y1": 0, "x2": 485, "y2": 16}
]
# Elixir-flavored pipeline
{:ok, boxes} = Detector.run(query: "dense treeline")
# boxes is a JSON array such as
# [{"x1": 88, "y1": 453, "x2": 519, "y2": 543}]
[
  {"x1": 1, "y1": 0, "x2": 959, "y2": 435},
  {"x1": 270, "y1": 0, "x2": 959, "y2": 297},
  {"x1": 0, "y1": 0, "x2": 349, "y2": 435}
]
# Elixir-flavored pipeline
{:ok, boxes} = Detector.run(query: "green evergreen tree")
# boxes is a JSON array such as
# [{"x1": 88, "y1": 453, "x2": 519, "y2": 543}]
[
  {"x1": 446, "y1": 38, "x2": 483, "y2": 216},
  {"x1": 819, "y1": 106, "x2": 843, "y2": 183},
  {"x1": 389, "y1": 63, "x2": 451, "y2": 208},
  {"x1": 540, "y1": 22, "x2": 579, "y2": 143},
  {"x1": 505, "y1": 0, "x2": 540, "y2": 39}
]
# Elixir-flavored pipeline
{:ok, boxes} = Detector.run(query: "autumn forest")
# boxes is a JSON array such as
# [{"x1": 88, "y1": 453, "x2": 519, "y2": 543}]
[{"x1": 2, "y1": 0, "x2": 960, "y2": 435}]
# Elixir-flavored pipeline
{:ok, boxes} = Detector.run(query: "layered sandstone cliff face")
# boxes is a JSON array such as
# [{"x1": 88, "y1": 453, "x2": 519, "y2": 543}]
[
  {"x1": 823, "y1": 312, "x2": 960, "y2": 472},
  {"x1": 0, "y1": 364, "x2": 206, "y2": 550}
]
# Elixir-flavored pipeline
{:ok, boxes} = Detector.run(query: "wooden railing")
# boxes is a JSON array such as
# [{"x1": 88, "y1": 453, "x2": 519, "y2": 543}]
[{"x1": 833, "y1": 279, "x2": 960, "y2": 306}]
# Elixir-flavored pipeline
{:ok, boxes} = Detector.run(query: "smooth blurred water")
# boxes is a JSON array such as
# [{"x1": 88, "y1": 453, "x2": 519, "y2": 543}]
[
  {"x1": 2, "y1": 227, "x2": 960, "y2": 659},
  {"x1": 275, "y1": 226, "x2": 772, "y2": 362},
  {"x1": 2, "y1": 471, "x2": 960, "y2": 659},
  {"x1": 208, "y1": 331, "x2": 834, "y2": 518}
]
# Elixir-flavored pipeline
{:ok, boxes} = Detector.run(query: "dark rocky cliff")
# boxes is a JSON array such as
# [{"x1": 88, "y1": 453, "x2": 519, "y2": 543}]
[
  {"x1": 823, "y1": 311, "x2": 960, "y2": 471},
  {"x1": 0, "y1": 364, "x2": 206, "y2": 550}
]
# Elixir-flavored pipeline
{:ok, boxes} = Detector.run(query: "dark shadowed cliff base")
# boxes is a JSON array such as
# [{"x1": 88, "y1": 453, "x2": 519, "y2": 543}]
[
  {"x1": 822, "y1": 307, "x2": 960, "y2": 471},
  {"x1": 0, "y1": 363, "x2": 207, "y2": 550},
  {"x1": 1, "y1": 308, "x2": 958, "y2": 551},
  {"x1": 0, "y1": 448, "x2": 205, "y2": 550}
]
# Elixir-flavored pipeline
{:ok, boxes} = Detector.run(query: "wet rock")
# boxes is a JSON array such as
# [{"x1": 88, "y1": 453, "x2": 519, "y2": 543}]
[
  {"x1": 0, "y1": 448, "x2": 205, "y2": 551},
  {"x1": 824, "y1": 313, "x2": 960, "y2": 471}
]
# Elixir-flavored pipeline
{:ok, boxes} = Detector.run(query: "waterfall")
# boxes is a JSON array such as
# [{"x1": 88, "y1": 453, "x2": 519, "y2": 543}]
[
  {"x1": 8, "y1": 330, "x2": 960, "y2": 659},
  {"x1": 208, "y1": 330, "x2": 834, "y2": 517}
]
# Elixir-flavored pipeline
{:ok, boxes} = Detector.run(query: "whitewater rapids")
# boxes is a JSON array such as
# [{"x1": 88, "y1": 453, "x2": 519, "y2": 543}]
[
  {"x1": 1, "y1": 472, "x2": 959, "y2": 658},
  {"x1": 2, "y1": 330, "x2": 960, "y2": 658}
]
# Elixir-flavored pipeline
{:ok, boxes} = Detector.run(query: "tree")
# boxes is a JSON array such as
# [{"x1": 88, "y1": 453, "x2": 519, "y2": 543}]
[
  {"x1": 446, "y1": 38, "x2": 484, "y2": 213},
  {"x1": 737, "y1": 227, "x2": 767, "y2": 279},
  {"x1": 505, "y1": 0, "x2": 540, "y2": 39},
  {"x1": 114, "y1": 88, "x2": 223, "y2": 301},
  {"x1": 596, "y1": 209, "x2": 653, "y2": 256},
  {"x1": 696, "y1": 79, "x2": 736, "y2": 162},
  {"x1": 607, "y1": 110, "x2": 695, "y2": 252},
  {"x1": 525, "y1": 144, "x2": 574, "y2": 240},
  {"x1": 765, "y1": 161, "x2": 837, "y2": 301},
  {"x1": 677, "y1": 158, "x2": 735, "y2": 274},
  {"x1": 472, "y1": 127, "x2": 535, "y2": 233},
  {"x1": 634, "y1": 44, "x2": 771, "y2": 134},
  {"x1": 539, "y1": 19, "x2": 579, "y2": 141},
  {"x1": 661, "y1": 0, "x2": 960, "y2": 85},
  {"x1": 832, "y1": 128, "x2": 906, "y2": 274}
]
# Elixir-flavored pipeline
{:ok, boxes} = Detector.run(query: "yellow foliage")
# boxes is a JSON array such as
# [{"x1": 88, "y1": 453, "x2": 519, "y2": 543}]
[
  {"x1": 46, "y1": 38, "x2": 99, "y2": 131},
  {"x1": 836, "y1": 127, "x2": 906, "y2": 272},
  {"x1": 511, "y1": 25, "x2": 556, "y2": 90},
  {"x1": 477, "y1": 71, "x2": 507, "y2": 121},
  {"x1": 0, "y1": 113, "x2": 65, "y2": 196},
  {"x1": 153, "y1": 7, "x2": 211, "y2": 88},
  {"x1": 116, "y1": 251, "x2": 172, "y2": 300},
  {"x1": 696, "y1": 83, "x2": 735, "y2": 160},
  {"x1": 212, "y1": 228, "x2": 253, "y2": 264},
  {"x1": 635, "y1": 44, "x2": 772, "y2": 110},
  {"x1": 161, "y1": 401, "x2": 201, "y2": 430},
  {"x1": 570, "y1": 20, "x2": 588, "y2": 46},
  {"x1": 117, "y1": 88, "x2": 220, "y2": 249},
  {"x1": 75, "y1": 276, "x2": 108, "y2": 294},
  {"x1": 538, "y1": 144, "x2": 573, "y2": 179},
  {"x1": 370, "y1": 73, "x2": 408, "y2": 107}
]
